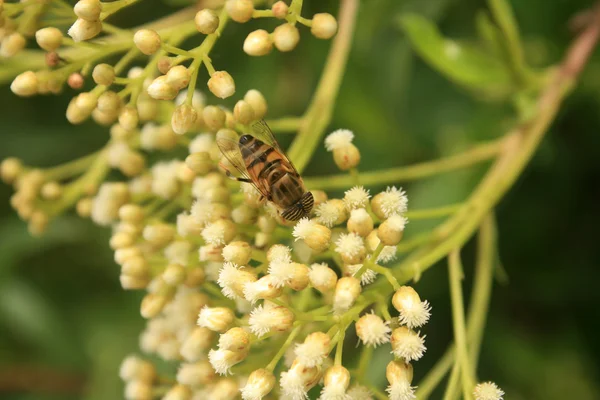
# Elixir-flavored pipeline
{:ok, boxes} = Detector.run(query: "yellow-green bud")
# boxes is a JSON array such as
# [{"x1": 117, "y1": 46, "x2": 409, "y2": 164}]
[
  {"x1": 273, "y1": 24, "x2": 300, "y2": 52},
  {"x1": 203, "y1": 106, "x2": 226, "y2": 131},
  {"x1": 225, "y1": 0, "x2": 254, "y2": 23},
  {"x1": 74, "y1": 0, "x2": 102, "y2": 21},
  {"x1": 207, "y1": 71, "x2": 235, "y2": 99},
  {"x1": 311, "y1": 13, "x2": 338, "y2": 39},
  {"x1": 195, "y1": 9, "x2": 219, "y2": 34},
  {"x1": 172, "y1": 104, "x2": 198, "y2": 135},
  {"x1": 10, "y1": 71, "x2": 38, "y2": 97},
  {"x1": 133, "y1": 29, "x2": 161, "y2": 55},
  {"x1": 271, "y1": 1, "x2": 288, "y2": 19},
  {"x1": 1, "y1": 32, "x2": 25, "y2": 57},
  {"x1": 233, "y1": 100, "x2": 255, "y2": 124},
  {"x1": 244, "y1": 89, "x2": 268, "y2": 119},
  {"x1": 35, "y1": 27, "x2": 63, "y2": 52},
  {"x1": 243, "y1": 29, "x2": 273, "y2": 56},
  {"x1": 92, "y1": 63, "x2": 115, "y2": 86},
  {"x1": 68, "y1": 18, "x2": 102, "y2": 42}
]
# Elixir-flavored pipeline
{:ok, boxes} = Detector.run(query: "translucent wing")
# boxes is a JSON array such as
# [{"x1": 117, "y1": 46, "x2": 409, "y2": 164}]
[
  {"x1": 215, "y1": 132, "x2": 270, "y2": 199},
  {"x1": 249, "y1": 120, "x2": 283, "y2": 150}
]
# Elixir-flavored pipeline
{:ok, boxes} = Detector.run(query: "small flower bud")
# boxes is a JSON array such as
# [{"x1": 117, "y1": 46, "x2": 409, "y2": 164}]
[
  {"x1": 66, "y1": 72, "x2": 84, "y2": 90},
  {"x1": 163, "y1": 384, "x2": 191, "y2": 400},
  {"x1": 208, "y1": 70, "x2": 235, "y2": 99},
  {"x1": 371, "y1": 186, "x2": 408, "y2": 219},
  {"x1": 249, "y1": 304, "x2": 294, "y2": 337},
  {"x1": 244, "y1": 89, "x2": 267, "y2": 119},
  {"x1": 180, "y1": 328, "x2": 214, "y2": 361},
  {"x1": 172, "y1": 104, "x2": 198, "y2": 134},
  {"x1": 163, "y1": 263, "x2": 186, "y2": 285},
  {"x1": 218, "y1": 262, "x2": 257, "y2": 299},
  {"x1": 143, "y1": 223, "x2": 175, "y2": 247},
  {"x1": 473, "y1": 382, "x2": 505, "y2": 400},
  {"x1": 241, "y1": 368, "x2": 276, "y2": 400},
  {"x1": 119, "y1": 204, "x2": 144, "y2": 224},
  {"x1": 35, "y1": 27, "x2": 63, "y2": 52},
  {"x1": 258, "y1": 215, "x2": 276, "y2": 233},
  {"x1": 321, "y1": 366, "x2": 351, "y2": 399},
  {"x1": 110, "y1": 231, "x2": 135, "y2": 249},
  {"x1": 185, "y1": 152, "x2": 212, "y2": 175},
  {"x1": 347, "y1": 208, "x2": 374, "y2": 237},
  {"x1": 147, "y1": 75, "x2": 178, "y2": 100},
  {"x1": 166, "y1": 65, "x2": 190, "y2": 90},
  {"x1": 311, "y1": 13, "x2": 338, "y2": 39},
  {"x1": 209, "y1": 348, "x2": 248, "y2": 375},
  {"x1": 74, "y1": 0, "x2": 102, "y2": 21},
  {"x1": 288, "y1": 262, "x2": 310, "y2": 291},
  {"x1": 386, "y1": 361, "x2": 415, "y2": 400},
  {"x1": 273, "y1": 24, "x2": 300, "y2": 52},
  {"x1": 391, "y1": 326, "x2": 426, "y2": 361},
  {"x1": 68, "y1": 18, "x2": 102, "y2": 42},
  {"x1": 10, "y1": 71, "x2": 38, "y2": 97},
  {"x1": 119, "y1": 106, "x2": 139, "y2": 131},
  {"x1": 292, "y1": 218, "x2": 331, "y2": 253},
  {"x1": 356, "y1": 313, "x2": 391, "y2": 347},
  {"x1": 121, "y1": 256, "x2": 149, "y2": 278},
  {"x1": 201, "y1": 219, "x2": 236, "y2": 246},
  {"x1": 392, "y1": 286, "x2": 431, "y2": 328},
  {"x1": 378, "y1": 214, "x2": 407, "y2": 246},
  {"x1": 98, "y1": 91, "x2": 122, "y2": 113},
  {"x1": 243, "y1": 29, "x2": 273, "y2": 56},
  {"x1": 295, "y1": 332, "x2": 330, "y2": 368},
  {"x1": 137, "y1": 98, "x2": 158, "y2": 121},
  {"x1": 134, "y1": 29, "x2": 161, "y2": 55},
  {"x1": 114, "y1": 246, "x2": 142, "y2": 265},
  {"x1": 177, "y1": 361, "x2": 216, "y2": 386},
  {"x1": 45, "y1": 51, "x2": 60, "y2": 67},
  {"x1": 280, "y1": 360, "x2": 322, "y2": 400},
  {"x1": 140, "y1": 293, "x2": 169, "y2": 319},
  {"x1": 195, "y1": 9, "x2": 219, "y2": 34},
  {"x1": 222, "y1": 241, "x2": 252, "y2": 266},
  {"x1": 324, "y1": 129, "x2": 359, "y2": 171},
  {"x1": 29, "y1": 211, "x2": 49, "y2": 236},
  {"x1": 218, "y1": 327, "x2": 250, "y2": 352},
  {"x1": 119, "y1": 355, "x2": 156, "y2": 383},
  {"x1": 308, "y1": 263, "x2": 337, "y2": 293},
  {"x1": 198, "y1": 306, "x2": 235, "y2": 332},
  {"x1": 1, "y1": 32, "x2": 25, "y2": 57},
  {"x1": 92, "y1": 63, "x2": 115, "y2": 86},
  {"x1": 225, "y1": 0, "x2": 254, "y2": 23},
  {"x1": 316, "y1": 199, "x2": 348, "y2": 227},
  {"x1": 335, "y1": 232, "x2": 366, "y2": 264},
  {"x1": 124, "y1": 380, "x2": 152, "y2": 400},
  {"x1": 203, "y1": 106, "x2": 226, "y2": 130},
  {"x1": 243, "y1": 275, "x2": 283, "y2": 303},
  {"x1": 233, "y1": 100, "x2": 255, "y2": 124},
  {"x1": 1, "y1": 157, "x2": 22, "y2": 184},
  {"x1": 333, "y1": 276, "x2": 361, "y2": 314},
  {"x1": 76, "y1": 197, "x2": 93, "y2": 217},
  {"x1": 267, "y1": 244, "x2": 292, "y2": 263},
  {"x1": 272, "y1": 1, "x2": 289, "y2": 19}
]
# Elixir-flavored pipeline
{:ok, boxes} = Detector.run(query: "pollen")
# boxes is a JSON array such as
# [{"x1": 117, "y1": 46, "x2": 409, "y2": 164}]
[
  {"x1": 372, "y1": 186, "x2": 408, "y2": 219},
  {"x1": 343, "y1": 186, "x2": 371, "y2": 209},
  {"x1": 292, "y1": 217, "x2": 315, "y2": 240}
]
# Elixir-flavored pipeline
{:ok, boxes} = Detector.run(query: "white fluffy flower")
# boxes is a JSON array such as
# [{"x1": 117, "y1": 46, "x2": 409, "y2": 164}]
[
  {"x1": 315, "y1": 201, "x2": 342, "y2": 227},
  {"x1": 386, "y1": 381, "x2": 416, "y2": 400},
  {"x1": 391, "y1": 329, "x2": 426, "y2": 362},
  {"x1": 473, "y1": 382, "x2": 504, "y2": 400},
  {"x1": 151, "y1": 160, "x2": 181, "y2": 199},
  {"x1": 189, "y1": 133, "x2": 214, "y2": 154},
  {"x1": 208, "y1": 348, "x2": 242, "y2": 375},
  {"x1": 267, "y1": 244, "x2": 292, "y2": 264},
  {"x1": 292, "y1": 217, "x2": 315, "y2": 240},
  {"x1": 347, "y1": 385, "x2": 373, "y2": 400},
  {"x1": 320, "y1": 385, "x2": 352, "y2": 400},
  {"x1": 217, "y1": 262, "x2": 242, "y2": 299},
  {"x1": 376, "y1": 186, "x2": 408, "y2": 218},
  {"x1": 346, "y1": 264, "x2": 377, "y2": 285},
  {"x1": 164, "y1": 240, "x2": 191, "y2": 266},
  {"x1": 294, "y1": 339, "x2": 328, "y2": 368},
  {"x1": 279, "y1": 368, "x2": 308, "y2": 400},
  {"x1": 343, "y1": 186, "x2": 370, "y2": 209},
  {"x1": 355, "y1": 313, "x2": 391, "y2": 347},
  {"x1": 202, "y1": 222, "x2": 225, "y2": 245},
  {"x1": 325, "y1": 129, "x2": 354, "y2": 151},
  {"x1": 335, "y1": 232, "x2": 364, "y2": 258},
  {"x1": 248, "y1": 304, "x2": 277, "y2": 337},
  {"x1": 377, "y1": 245, "x2": 398, "y2": 263},
  {"x1": 267, "y1": 261, "x2": 295, "y2": 288}
]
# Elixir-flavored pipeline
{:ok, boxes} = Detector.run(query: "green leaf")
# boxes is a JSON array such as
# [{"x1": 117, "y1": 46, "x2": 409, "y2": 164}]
[
  {"x1": 476, "y1": 11, "x2": 506, "y2": 59},
  {"x1": 398, "y1": 14, "x2": 514, "y2": 97}
]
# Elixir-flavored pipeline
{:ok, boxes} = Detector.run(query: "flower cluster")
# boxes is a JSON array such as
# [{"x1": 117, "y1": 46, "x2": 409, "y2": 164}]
[{"x1": 0, "y1": 0, "x2": 507, "y2": 399}]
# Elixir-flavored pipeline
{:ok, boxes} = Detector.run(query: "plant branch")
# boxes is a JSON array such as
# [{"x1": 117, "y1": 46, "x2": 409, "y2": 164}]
[{"x1": 304, "y1": 138, "x2": 502, "y2": 190}]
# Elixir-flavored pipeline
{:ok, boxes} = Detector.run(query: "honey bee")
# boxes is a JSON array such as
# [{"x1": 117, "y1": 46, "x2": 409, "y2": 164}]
[{"x1": 216, "y1": 120, "x2": 314, "y2": 221}]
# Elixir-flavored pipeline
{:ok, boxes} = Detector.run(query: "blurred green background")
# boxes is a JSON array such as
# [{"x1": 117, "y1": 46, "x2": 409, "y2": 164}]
[{"x1": 1, "y1": 0, "x2": 599, "y2": 399}]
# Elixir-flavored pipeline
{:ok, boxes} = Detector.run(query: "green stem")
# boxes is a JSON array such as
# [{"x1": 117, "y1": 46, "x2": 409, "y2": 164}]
[
  {"x1": 287, "y1": 0, "x2": 359, "y2": 173},
  {"x1": 356, "y1": 344, "x2": 373, "y2": 378},
  {"x1": 266, "y1": 324, "x2": 302, "y2": 371},
  {"x1": 265, "y1": 117, "x2": 303, "y2": 133},
  {"x1": 43, "y1": 151, "x2": 102, "y2": 181},
  {"x1": 405, "y1": 204, "x2": 462, "y2": 220},
  {"x1": 448, "y1": 249, "x2": 475, "y2": 400},
  {"x1": 304, "y1": 139, "x2": 502, "y2": 190}
]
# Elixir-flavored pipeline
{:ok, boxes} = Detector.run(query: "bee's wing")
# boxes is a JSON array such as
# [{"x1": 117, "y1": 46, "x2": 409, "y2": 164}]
[
  {"x1": 215, "y1": 131, "x2": 271, "y2": 199},
  {"x1": 250, "y1": 120, "x2": 284, "y2": 151},
  {"x1": 250, "y1": 119, "x2": 301, "y2": 177}
]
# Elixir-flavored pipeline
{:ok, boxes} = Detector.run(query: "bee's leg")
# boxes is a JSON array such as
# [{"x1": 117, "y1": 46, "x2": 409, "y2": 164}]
[{"x1": 220, "y1": 163, "x2": 253, "y2": 183}]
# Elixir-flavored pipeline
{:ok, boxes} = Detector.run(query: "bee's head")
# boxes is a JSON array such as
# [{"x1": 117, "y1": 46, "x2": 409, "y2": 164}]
[{"x1": 281, "y1": 192, "x2": 314, "y2": 221}]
